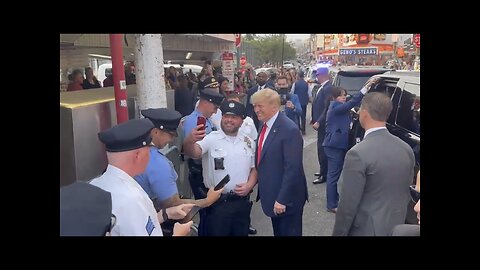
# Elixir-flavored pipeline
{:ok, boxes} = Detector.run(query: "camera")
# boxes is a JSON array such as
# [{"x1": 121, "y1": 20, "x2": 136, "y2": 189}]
[{"x1": 277, "y1": 88, "x2": 290, "y2": 105}]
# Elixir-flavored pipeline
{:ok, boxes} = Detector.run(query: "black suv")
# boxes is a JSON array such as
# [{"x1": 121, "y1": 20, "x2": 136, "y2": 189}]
[
  {"x1": 330, "y1": 66, "x2": 392, "y2": 97},
  {"x1": 349, "y1": 71, "x2": 420, "y2": 169},
  {"x1": 311, "y1": 66, "x2": 391, "y2": 101},
  {"x1": 349, "y1": 71, "x2": 420, "y2": 224}
]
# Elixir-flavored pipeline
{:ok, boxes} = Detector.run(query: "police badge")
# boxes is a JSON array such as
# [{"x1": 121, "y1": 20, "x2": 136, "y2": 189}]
[{"x1": 244, "y1": 136, "x2": 252, "y2": 149}]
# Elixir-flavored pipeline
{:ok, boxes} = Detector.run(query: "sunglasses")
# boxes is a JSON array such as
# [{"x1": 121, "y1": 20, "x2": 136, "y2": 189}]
[{"x1": 409, "y1": 185, "x2": 420, "y2": 203}]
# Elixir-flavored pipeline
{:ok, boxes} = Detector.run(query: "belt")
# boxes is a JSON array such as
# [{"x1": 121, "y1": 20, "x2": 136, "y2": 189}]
[{"x1": 215, "y1": 191, "x2": 250, "y2": 204}]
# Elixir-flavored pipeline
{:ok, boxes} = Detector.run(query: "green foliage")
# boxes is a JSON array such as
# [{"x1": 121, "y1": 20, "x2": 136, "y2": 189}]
[{"x1": 243, "y1": 34, "x2": 296, "y2": 65}]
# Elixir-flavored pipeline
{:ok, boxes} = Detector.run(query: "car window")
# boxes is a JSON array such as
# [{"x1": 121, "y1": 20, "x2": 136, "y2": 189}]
[
  {"x1": 336, "y1": 75, "x2": 371, "y2": 94},
  {"x1": 395, "y1": 82, "x2": 420, "y2": 135}
]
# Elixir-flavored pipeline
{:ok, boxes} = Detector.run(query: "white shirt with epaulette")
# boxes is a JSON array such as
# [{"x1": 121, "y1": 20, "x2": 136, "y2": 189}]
[
  {"x1": 196, "y1": 130, "x2": 255, "y2": 193},
  {"x1": 90, "y1": 165, "x2": 162, "y2": 236}
]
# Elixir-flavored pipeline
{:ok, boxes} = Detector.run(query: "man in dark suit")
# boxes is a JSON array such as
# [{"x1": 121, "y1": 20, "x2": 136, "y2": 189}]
[
  {"x1": 311, "y1": 67, "x2": 333, "y2": 184},
  {"x1": 251, "y1": 88, "x2": 308, "y2": 236},
  {"x1": 332, "y1": 92, "x2": 415, "y2": 236},
  {"x1": 246, "y1": 71, "x2": 275, "y2": 131},
  {"x1": 293, "y1": 71, "x2": 310, "y2": 135}
]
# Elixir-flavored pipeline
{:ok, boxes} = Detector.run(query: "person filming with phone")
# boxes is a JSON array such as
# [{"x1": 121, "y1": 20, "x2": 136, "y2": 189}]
[
  {"x1": 182, "y1": 84, "x2": 225, "y2": 236},
  {"x1": 184, "y1": 100, "x2": 258, "y2": 236}
]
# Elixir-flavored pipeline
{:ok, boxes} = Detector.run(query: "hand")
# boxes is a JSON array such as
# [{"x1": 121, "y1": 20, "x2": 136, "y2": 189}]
[
  {"x1": 188, "y1": 125, "x2": 207, "y2": 142},
  {"x1": 273, "y1": 201, "x2": 286, "y2": 215},
  {"x1": 173, "y1": 221, "x2": 193, "y2": 236},
  {"x1": 286, "y1": 100, "x2": 294, "y2": 109},
  {"x1": 166, "y1": 203, "x2": 196, "y2": 220},
  {"x1": 312, "y1": 122, "x2": 320, "y2": 130},
  {"x1": 233, "y1": 182, "x2": 252, "y2": 197},
  {"x1": 364, "y1": 77, "x2": 380, "y2": 91},
  {"x1": 205, "y1": 187, "x2": 223, "y2": 206}
]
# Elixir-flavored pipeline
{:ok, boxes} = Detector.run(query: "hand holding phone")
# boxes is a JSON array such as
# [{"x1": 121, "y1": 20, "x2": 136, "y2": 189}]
[
  {"x1": 197, "y1": 116, "x2": 206, "y2": 131},
  {"x1": 178, "y1": 205, "x2": 201, "y2": 224},
  {"x1": 214, "y1": 174, "x2": 230, "y2": 191}
]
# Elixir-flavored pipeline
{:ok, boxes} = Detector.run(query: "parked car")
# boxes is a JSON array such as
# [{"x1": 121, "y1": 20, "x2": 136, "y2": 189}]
[
  {"x1": 349, "y1": 71, "x2": 420, "y2": 169},
  {"x1": 330, "y1": 66, "x2": 392, "y2": 98}
]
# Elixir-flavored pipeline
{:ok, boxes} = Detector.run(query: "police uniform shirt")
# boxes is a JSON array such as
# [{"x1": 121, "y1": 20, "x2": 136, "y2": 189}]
[
  {"x1": 90, "y1": 165, "x2": 162, "y2": 236},
  {"x1": 239, "y1": 116, "x2": 257, "y2": 141},
  {"x1": 134, "y1": 147, "x2": 179, "y2": 202},
  {"x1": 182, "y1": 109, "x2": 215, "y2": 139},
  {"x1": 196, "y1": 129, "x2": 255, "y2": 193}
]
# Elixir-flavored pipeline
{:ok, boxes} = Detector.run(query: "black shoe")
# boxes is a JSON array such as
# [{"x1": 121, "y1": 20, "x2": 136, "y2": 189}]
[
  {"x1": 314, "y1": 172, "x2": 321, "y2": 177},
  {"x1": 313, "y1": 176, "x2": 326, "y2": 184},
  {"x1": 248, "y1": 225, "x2": 257, "y2": 235},
  {"x1": 327, "y1": 208, "x2": 337, "y2": 213}
]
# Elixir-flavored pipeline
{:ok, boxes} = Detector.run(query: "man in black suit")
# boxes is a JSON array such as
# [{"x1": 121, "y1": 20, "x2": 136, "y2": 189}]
[{"x1": 311, "y1": 67, "x2": 333, "y2": 184}]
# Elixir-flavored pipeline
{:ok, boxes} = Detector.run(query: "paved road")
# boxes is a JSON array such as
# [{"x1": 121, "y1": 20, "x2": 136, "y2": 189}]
[{"x1": 250, "y1": 104, "x2": 336, "y2": 236}]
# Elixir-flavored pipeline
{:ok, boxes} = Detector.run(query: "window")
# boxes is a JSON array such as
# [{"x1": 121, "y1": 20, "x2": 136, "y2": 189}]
[{"x1": 395, "y1": 82, "x2": 420, "y2": 135}]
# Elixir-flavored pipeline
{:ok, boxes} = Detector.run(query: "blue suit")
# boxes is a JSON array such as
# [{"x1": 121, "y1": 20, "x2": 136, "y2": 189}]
[
  {"x1": 322, "y1": 91, "x2": 365, "y2": 210},
  {"x1": 284, "y1": 93, "x2": 302, "y2": 126},
  {"x1": 246, "y1": 83, "x2": 275, "y2": 131},
  {"x1": 293, "y1": 79, "x2": 309, "y2": 132},
  {"x1": 256, "y1": 112, "x2": 308, "y2": 236},
  {"x1": 311, "y1": 81, "x2": 333, "y2": 179}
]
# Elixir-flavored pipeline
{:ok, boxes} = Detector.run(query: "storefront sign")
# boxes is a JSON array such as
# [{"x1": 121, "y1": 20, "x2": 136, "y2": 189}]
[{"x1": 339, "y1": 47, "x2": 378, "y2": 55}]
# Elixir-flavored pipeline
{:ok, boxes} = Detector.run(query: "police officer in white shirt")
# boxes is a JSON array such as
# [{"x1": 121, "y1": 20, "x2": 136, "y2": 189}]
[
  {"x1": 183, "y1": 100, "x2": 258, "y2": 236},
  {"x1": 90, "y1": 118, "x2": 194, "y2": 236}
]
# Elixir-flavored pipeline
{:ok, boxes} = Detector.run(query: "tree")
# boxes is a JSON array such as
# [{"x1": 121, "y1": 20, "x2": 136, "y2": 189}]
[{"x1": 244, "y1": 34, "x2": 296, "y2": 65}]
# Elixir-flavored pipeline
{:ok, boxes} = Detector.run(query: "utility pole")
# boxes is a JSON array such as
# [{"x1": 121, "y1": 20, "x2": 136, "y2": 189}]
[
  {"x1": 281, "y1": 34, "x2": 285, "y2": 69},
  {"x1": 134, "y1": 34, "x2": 167, "y2": 111}
]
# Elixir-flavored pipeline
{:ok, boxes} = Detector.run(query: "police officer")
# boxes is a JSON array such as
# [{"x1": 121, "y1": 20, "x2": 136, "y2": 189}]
[
  {"x1": 60, "y1": 181, "x2": 114, "y2": 236},
  {"x1": 183, "y1": 100, "x2": 257, "y2": 236},
  {"x1": 134, "y1": 108, "x2": 223, "y2": 235},
  {"x1": 182, "y1": 85, "x2": 224, "y2": 236},
  {"x1": 90, "y1": 118, "x2": 194, "y2": 236}
]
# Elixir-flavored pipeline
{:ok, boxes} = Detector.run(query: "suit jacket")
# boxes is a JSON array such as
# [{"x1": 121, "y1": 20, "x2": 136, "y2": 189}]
[
  {"x1": 322, "y1": 91, "x2": 364, "y2": 150},
  {"x1": 284, "y1": 93, "x2": 303, "y2": 125},
  {"x1": 312, "y1": 81, "x2": 333, "y2": 127},
  {"x1": 246, "y1": 83, "x2": 274, "y2": 130},
  {"x1": 332, "y1": 129, "x2": 415, "y2": 236},
  {"x1": 255, "y1": 112, "x2": 308, "y2": 217},
  {"x1": 390, "y1": 224, "x2": 420, "y2": 236},
  {"x1": 293, "y1": 79, "x2": 309, "y2": 105}
]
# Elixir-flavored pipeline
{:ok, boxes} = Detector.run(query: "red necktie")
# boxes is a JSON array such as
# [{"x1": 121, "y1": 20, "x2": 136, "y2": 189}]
[{"x1": 257, "y1": 123, "x2": 267, "y2": 166}]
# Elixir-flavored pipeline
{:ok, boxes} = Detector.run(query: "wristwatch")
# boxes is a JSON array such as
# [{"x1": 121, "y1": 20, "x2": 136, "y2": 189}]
[{"x1": 161, "y1": 208, "x2": 169, "y2": 222}]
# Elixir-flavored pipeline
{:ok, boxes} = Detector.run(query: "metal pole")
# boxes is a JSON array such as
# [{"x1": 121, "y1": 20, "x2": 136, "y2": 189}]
[
  {"x1": 109, "y1": 34, "x2": 129, "y2": 124},
  {"x1": 281, "y1": 34, "x2": 285, "y2": 68}
]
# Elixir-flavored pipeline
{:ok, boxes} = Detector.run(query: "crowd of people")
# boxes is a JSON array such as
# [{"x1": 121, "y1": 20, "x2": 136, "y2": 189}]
[{"x1": 60, "y1": 61, "x2": 419, "y2": 237}]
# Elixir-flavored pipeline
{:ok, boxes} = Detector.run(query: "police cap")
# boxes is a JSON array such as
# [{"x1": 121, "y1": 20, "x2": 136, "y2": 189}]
[
  {"x1": 202, "y1": 76, "x2": 219, "y2": 89},
  {"x1": 60, "y1": 182, "x2": 112, "y2": 236},
  {"x1": 98, "y1": 118, "x2": 154, "y2": 152},
  {"x1": 220, "y1": 100, "x2": 246, "y2": 119},
  {"x1": 141, "y1": 108, "x2": 182, "y2": 136},
  {"x1": 199, "y1": 88, "x2": 225, "y2": 106}
]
